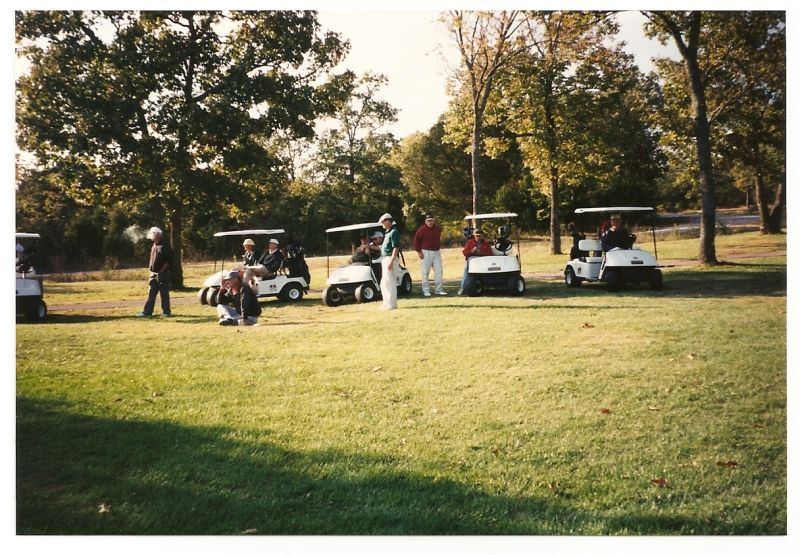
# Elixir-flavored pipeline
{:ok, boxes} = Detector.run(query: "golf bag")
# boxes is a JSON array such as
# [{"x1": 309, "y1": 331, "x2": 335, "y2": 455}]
[{"x1": 284, "y1": 240, "x2": 311, "y2": 285}]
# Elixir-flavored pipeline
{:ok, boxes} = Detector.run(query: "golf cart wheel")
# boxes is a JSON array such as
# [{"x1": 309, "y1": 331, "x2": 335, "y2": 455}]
[
  {"x1": 198, "y1": 287, "x2": 210, "y2": 305},
  {"x1": 649, "y1": 268, "x2": 664, "y2": 291},
  {"x1": 205, "y1": 287, "x2": 220, "y2": 307},
  {"x1": 463, "y1": 276, "x2": 483, "y2": 297},
  {"x1": 507, "y1": 275, "x2": 526, "y2": 296},
  {"x1": 564, "y1": 266, "x2": 582, "y2": 287},
  {"x1": 399, "y1": 273, "x2": 412, "y2": 296},
  {"x1": 355, "y1": 283, "x2": 377, "y2": 303},
  {"x1": 26, "y1": 299, "x2": 47, "y2": 322},
  {"x1": 281, "y1": 283, "x2": 304, "y2": 302},
  {"x1": 605, "y1": 269, "x2": 622, "y2": 292},
  {"x1": 322, "y1": 286, "x2": 344, "y2": 307}
]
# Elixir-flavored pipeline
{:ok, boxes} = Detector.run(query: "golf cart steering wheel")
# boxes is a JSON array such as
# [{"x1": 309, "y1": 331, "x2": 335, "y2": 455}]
[{"x1": 495, "y1": 237, "x2": 512, "y2": 253}]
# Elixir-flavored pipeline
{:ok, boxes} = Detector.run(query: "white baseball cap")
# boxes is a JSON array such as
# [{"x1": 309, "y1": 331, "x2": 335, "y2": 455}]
[
  {"x1": 243, "y1": 238, "x2": 255, "y2": 246},
  {"x1": 147, "y1": 227, "x2": 163, "y2": 239},
  {"x1": 269, "y1": 238, "x2": 280, "y2": 245},
  {"x1": 379, "y1": 213, "x2": 393, "y2": 223}
]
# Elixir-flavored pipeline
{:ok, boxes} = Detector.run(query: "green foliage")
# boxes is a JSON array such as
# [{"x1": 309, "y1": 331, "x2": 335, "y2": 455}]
[
  {"x1": 647, "y1": 12, "x2": 785, "y2": 221},
  {"x1": 16, "y1": 10, "x2": 349, "y2": 284}
]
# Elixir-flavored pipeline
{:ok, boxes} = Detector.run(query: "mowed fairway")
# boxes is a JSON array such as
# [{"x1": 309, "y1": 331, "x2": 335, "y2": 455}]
[{"x1": 16, "y1": 232, "x2": 786, "y2": 534}]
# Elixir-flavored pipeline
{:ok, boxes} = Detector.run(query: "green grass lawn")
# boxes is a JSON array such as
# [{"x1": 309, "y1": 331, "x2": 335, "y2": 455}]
[{"x1": 16, "y1": 232, "x2": 786, "y2": 534}]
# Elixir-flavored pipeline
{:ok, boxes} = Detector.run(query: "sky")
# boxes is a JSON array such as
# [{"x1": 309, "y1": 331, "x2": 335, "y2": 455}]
[{"x1": 316, "y1": 10, "x2": 679, "y2": 139}]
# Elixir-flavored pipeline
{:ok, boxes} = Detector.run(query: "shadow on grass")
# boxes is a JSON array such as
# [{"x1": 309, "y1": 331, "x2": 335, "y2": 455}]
[
  {"x1": 17, "y1": 397, "x2": 763, "y2": 535},
  {"x1": 525, "y1": 264, "x2": 785, "y2": 301},
  {"x1": 24, "y1": 313, "x2": 214, "y2": 325}
]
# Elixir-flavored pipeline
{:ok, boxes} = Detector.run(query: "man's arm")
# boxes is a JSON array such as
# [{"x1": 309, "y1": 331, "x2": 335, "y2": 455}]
[{"x1": 413, "y1": 227, "x2": 424, "y2": 258}]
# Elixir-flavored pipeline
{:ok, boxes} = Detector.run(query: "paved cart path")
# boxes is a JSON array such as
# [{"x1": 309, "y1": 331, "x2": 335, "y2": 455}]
[{"x1": 45, "y1": 249, "x2": 785, "y2": 312}]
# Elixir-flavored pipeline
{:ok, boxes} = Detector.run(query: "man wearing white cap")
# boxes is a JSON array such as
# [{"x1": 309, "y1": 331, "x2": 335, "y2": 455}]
[
  {"x1": 138, "y1": 226, "x2": 173, "y2": 317},
  {"x1": 243, "y1": 237, "x2": 284, "y2": 287},
  {"x1": 241, "y1": 238, "x2": 258, "y2": 267},
  {"x1": 378, "y1": 213, "x2": 399, "y2": 310}
]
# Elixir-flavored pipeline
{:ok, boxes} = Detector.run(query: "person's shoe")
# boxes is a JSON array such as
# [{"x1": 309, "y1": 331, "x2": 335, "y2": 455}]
[
  {"x1": 161, "y1": 313, "x2": 171, "y2": 317},
  {"x1": 136, "y1": 312, "x2": 151, "y2": 317},
  {"x1": 436, "y1": 291, "x2": 448, "y2": 296},
  {"x1": 219, "y1": 318, "x2": 237, "y2": 326},
  {"x1": 423, "y1": 292, "x2": 431, "y2": 297},
  {"x1": 457, "y1": 289, "x2": 463, "y2": 296}
]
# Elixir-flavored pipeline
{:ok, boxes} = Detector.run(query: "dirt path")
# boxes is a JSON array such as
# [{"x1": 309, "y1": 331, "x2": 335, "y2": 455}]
[{"x1": 47, "y1": 249, "x2": 785, "y2": 312}]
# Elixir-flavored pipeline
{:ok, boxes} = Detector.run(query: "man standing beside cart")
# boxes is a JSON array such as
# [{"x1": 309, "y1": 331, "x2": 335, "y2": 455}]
[
  {"x1": 379, "y1": 213, "x2": 400, "y2": 310},
  {"x1": 413, "y1": 213, "x2": 447, "y2": 297}
]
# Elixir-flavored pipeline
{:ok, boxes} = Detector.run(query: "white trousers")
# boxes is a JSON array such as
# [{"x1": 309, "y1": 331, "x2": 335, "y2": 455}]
[
  {"x1": 217, "y1": 304, "x2": 257, "y2": 325},
  {"x1": 420, "y1": 249, "x2": 444, "y2": 294},
  {"x1": 380, "y1": 257, "x2": 398, "y2": 310}
]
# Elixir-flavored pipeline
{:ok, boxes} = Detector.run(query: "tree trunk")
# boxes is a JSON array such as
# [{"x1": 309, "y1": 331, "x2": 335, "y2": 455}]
[
  {"x1": 684, "y1": 53, "x2": 718, "y2": 264},
  {"x1": 549, "y1": 165, "x2": 561, "y2": 255},
  {"x1": 169, "y1": 205, "x2": 184, "y2": 289},
  {"x1": 471, "y1": 109, "x2": 482, "y2": 217},
  {"x1": 544, "y1": 94, "x2": 561, "y2": 255},
  {"x1": 756, "y1": 170, "x2": 786, "y2": 234}
]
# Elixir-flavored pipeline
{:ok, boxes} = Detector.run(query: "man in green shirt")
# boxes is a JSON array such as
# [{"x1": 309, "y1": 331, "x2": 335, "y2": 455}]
[{"x1": 379, "y1": 213, "x2": 399, "y2": 310}]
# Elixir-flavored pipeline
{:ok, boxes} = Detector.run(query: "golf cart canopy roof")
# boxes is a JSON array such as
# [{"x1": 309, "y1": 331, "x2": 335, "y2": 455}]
[
  {"x1": 574, "y1": 207, "x2": 654, "y2": 214},
  {"x1": 16, "y1": 233, "x2": 41, "y2": 239},
  {"x1": 464, "y1": 212, "x2": 518, "y2": 220},
  {"x1": 326, "y1": 222, "x2": 382, "y2": 233},
  {"x1": 213, "y1": 229, "x2": 285, "y2": 237}
]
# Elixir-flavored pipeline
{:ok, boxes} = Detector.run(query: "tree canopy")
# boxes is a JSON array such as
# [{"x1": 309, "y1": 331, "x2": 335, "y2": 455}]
[{"x1": 15, "y1": 10, "x2": 785, "y2": 272}]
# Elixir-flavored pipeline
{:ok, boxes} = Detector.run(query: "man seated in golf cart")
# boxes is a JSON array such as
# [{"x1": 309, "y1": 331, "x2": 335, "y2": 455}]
[
  {"x1": 242, "y1": 238, "x2": 284, "y2": 286},
  {"x1": 458, "y1": 228, "x2": 493, "y2": 294},
  {"x1": 241, "y1": 238, "x2": 258, "y2": 266},
  {"x1": 16, "y1": 243, "x2": 33, "y2": 273},
  {"x1": 349, "y1": 231, "x2": 383, "y2": 264},
  {"x1": 601, "y1": 214, "x2": 633, "y2": 251}
]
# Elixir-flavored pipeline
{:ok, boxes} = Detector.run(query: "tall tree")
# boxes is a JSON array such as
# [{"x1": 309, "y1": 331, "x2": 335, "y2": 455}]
[
  {"x1": 309, "y1": 72, "x2": 402, "y2": 227},
  {"x1": 392, "y1": 119, "x2": 472, "y2": 221},
  {"x1": 442, "y1": 10, "x2": 526, "y2": 216},
  {"x1": 643, "y1": 11, "x2": 718, "y2": 264},
  {"x1": 711, "y1": 12, "x2": 785, "y2": 234},
  {"x1": 498, "y1": 12, "x2": 619, "y2": 254},
  {"x1": 16, "y1": 10, "x2": 348, "y2": 285}
]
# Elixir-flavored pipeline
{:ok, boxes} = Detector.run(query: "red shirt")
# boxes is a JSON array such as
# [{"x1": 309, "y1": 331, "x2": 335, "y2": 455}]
[
  {"x1": 462, "y1": 237, "x2": 493, "y2": 258},
  {"x1": 413, "y1": 223, "x2": 442, "y2": 252}
]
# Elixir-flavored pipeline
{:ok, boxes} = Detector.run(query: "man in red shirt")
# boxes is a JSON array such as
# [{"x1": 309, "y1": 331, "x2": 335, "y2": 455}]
[
  {"x1": 459, "y1": 228, "x2": 492, "y2": 295},
  {"x1": 412, "y1": 213, "x2": 447, "y2": 296}
]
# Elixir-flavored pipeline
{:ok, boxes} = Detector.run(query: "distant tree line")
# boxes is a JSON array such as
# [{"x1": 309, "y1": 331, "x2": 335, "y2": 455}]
[{"x1": 16, "y1": 10, "x2": 784, "y2": 277}]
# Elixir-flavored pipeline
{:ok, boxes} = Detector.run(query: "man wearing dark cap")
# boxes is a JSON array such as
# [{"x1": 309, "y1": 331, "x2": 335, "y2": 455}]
[
  {"x1": 458, "y1": 227, "x2": 492, "y2": 295},
  {"x1": 412, "y1": 213, "x2": 446, "y2": 297},
  {"x1": 601, "y1": 214, "x2": 632, "y2": 252},
  {"x1": 216, "y1": 270, "x2": 262, "y2": 326}
]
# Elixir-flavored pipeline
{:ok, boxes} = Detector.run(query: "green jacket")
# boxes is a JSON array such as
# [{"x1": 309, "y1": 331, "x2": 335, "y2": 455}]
[{"x1": 381, "y1": 224, "x2": 399, "y2": 257}]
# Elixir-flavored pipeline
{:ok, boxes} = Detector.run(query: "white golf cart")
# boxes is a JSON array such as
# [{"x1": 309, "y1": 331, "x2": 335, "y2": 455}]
[
  {"x1": 198, "y1": 229, "x2": 310, "y2": 306},
  {"x1": 563, "y1": 207, "x2": 663, "y2": 292},
  {"x1": 16, "y1": 232, "x2": 47, "y2": 321},
  {"x1": 461, "y1": 213, "x2": 526, "y2": 296},
  {"x1": 322, "y1": 222, "x2": 412, "y2": 307}
]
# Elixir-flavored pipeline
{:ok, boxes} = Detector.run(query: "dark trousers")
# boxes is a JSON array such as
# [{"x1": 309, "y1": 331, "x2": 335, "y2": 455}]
[{"x1": 143, "y1": 272, "x2": 171, "y2": 315}]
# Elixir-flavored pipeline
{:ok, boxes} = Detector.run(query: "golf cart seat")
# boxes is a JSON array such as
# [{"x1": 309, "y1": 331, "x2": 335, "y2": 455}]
[
  {"x1": 577, "y1": 239, "x2": 603, "y2": 262},
  {"x1": 579, "y1": 239, "x2": 602, "y2": 252}
]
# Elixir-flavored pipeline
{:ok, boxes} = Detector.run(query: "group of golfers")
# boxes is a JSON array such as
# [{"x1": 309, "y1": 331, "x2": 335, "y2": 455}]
[{"x1": 136, "y1": 212, "x2": 491, "y2": 325}]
